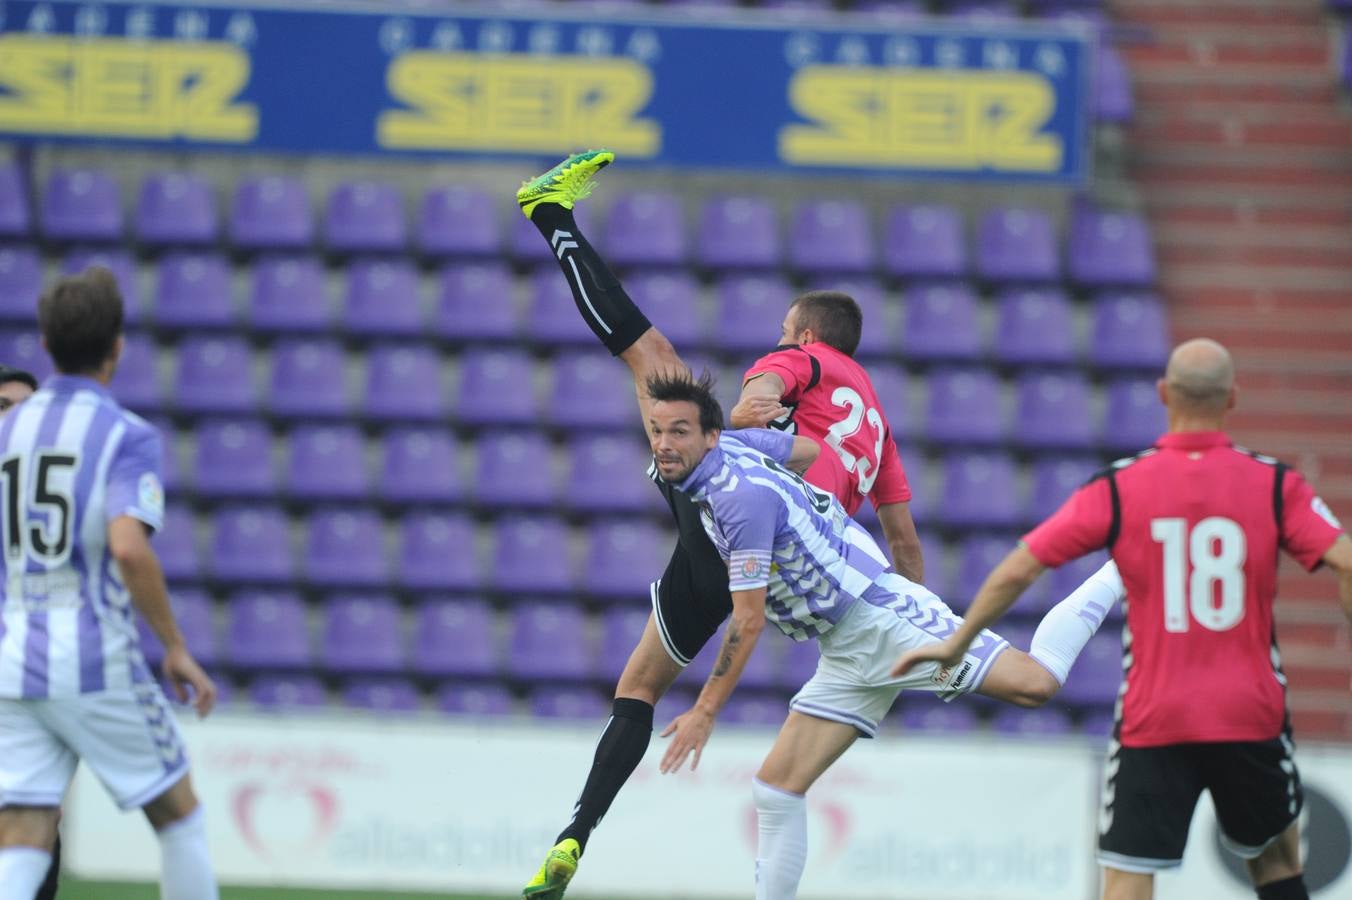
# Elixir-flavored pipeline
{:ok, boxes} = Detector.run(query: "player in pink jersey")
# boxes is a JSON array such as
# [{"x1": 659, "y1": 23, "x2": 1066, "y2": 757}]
[{"x1": 894, "y1": 338, "x2": 1352, "y2": 900}]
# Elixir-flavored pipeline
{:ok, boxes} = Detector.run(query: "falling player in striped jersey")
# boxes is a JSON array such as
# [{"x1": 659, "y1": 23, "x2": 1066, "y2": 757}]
[{"x1": 0, "y1": 269, "x2": 218, "y2": 900}]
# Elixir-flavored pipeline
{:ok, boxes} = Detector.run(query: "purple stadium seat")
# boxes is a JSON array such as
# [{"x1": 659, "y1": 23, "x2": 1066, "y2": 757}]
[
  {"x1": 508, "y1": 601, "x2": 594, "y2": 682},
  {"x1": 991, "y1": 706, "x2": 1075, "y2": 737},
  {"x1": 342, "y1": 678, "x2": 421, "y2": 713},
  {"x1": 565, "y1": 434, "x2": 659, "y2": 514},
  {"x1": 225, "y1": 590, "x2": 311, "y2": 670},
  {"x1": 154, "y1": 506, "x2": 199, "y2": 583},
  {"x1": 0, "y1": 163, "x2": 32, "y2": 237},
  {"x1": 789, "y1": 200, "x2": 874, "y2": 274},
  {"x1": 287, "y1": 424, "x2": 369, "y2": 500},
  {"x1": 697, "y1": 195, "x2": 780, "y2": 270},
  {"x1": 1068, "y1": 206, "x2": 1155, "y2": 288},
  {"x1": 492, "y1": 516, "x2": 573, "y2": 594},
  {"x1": 418, "y1": 186, "x2": 500, "y2": 258},
  {"x1": 268, "y1": 338, "x2": 349, "y2": 418},
  {"x1": 209, "y1": 506, "x2": 294, "y2": 584},
  {"x1": 1096, "y1": 45, "x2": 1135, "y2": 125},
  {"x1": 811, "y1": 278, "x2": 891, "y2": 357},
  {"x1": 1091, "y1": 292, "x2": 1170, "y2": 371},
  {"x1": 250, "y1": 675, "x2": 328, "y2": 710},
  {"x1": 738, "y1": 635, "x2": 783, "y2": 692},
  {"x1": 529, "y1": 687, "x2": 610, "y2": 720},
  {"x1": 303, "y1": 509, "x2": 387, "y2": 587},
  {"x1": 0, "y1": 330, "x2": 47, "y2": 385},
  {"x1": 0, "y1": 245, "x2": 42, "y2": 321},
  {"x1": 1059, "y1": 633, "x2": 1123, "y2": 706},
  {"x1": 1080, "y1": 708, "x2": 1117, "y2": 739},
  {"x1": 397, "y1": 512, "x2": 481, "y2": 592},
  {"x1": 546, "y1": 350, "x2": 633, "y2": 430},
  {"x1": 976, "y1": 207, "x2": 1060, "y2": 283},
  {"x1": 174, "y1": 336, "x2": 255, "y2": 414},
  {"x1": 320, "y1": 594, "x2": 404, "y2": 674},
  {"x1": 325, "y1": 181, "x2": 405, "y2": 253},
  {"x1": 882, "y1": 204, "x2": 966, "y2": 280},
  {"x1": 231, "y1": 175, "x2": 312, "y2": 251},
  {"x1": 599, "y1": 606, "x2": 650, "y2": 681},
  {"x1": 924, "y1": 368, "x2": 1006, "y2": 445},
  {"x1": 780, "y1": 637, "x2": 820, "y2": 690},
  {"x1": 603, "y1": 191, "x2": 687, "y2": 266},
  {"x1": 42, "y1": 169, "x2": 122, "y2": 242},
  {"x1": 951, "y1": 534, "x2": 1020, "y2": 612},
  {"x1": 248, "y1": 256, "x2": 331, "y2": 333},
  {"x1": 1103, "y1": 378, "x2": 1166, "y2": 452},
  {"x1": 63, "y1": 248, "x2": 141, "y2": 322},
  {"x1": 723, "y1": 693, "x2": 789, "y2": 728},
  {"x1": 473, "y1": 430, "x2": 557, "y2": 508},
  {"x1": 993, "y1": 288, "x2": 1076, "y2": 366},
  {"x1": 454, "y1": 349, "x2": 538, "y2": 425},
  {"x1": 379, "y1": 428, "x2": 463, "y2": 504},
  {"x1": 109, "y1": 332, "x2": 161, "y2": 412},
  {"x1": 527, "y1": 265, "x2": 598, "y2": 344},
  {"x1": 152, "y1": 252, "x2": 235, "y2": 329},
  {"x1": 1013, "y1": 371, "x2": 1096, "y2": 451},
  {"x1": 582, "y1": 518, "x2": 669, "y2": 599},
  {"x1": 193, "y1": 418, "x2": 275, "y2": 499},
  {"x1": 410, "y1": 598, "x2": 497, "y2": 678},
  {"x1": 899, "y1": 283, "x2": 983, "y2": 362},
  {"x1": 626, "y1": 270, "x2": 703, "y2": 348},
  {"x1": 138, "y1": 588, "x2": 217, "y2": 668},
  {"x1": 437, "y1": 683, "x2": 516, "y2": 717},
  {"x1": 434, "y1": 261, "x2": 518, "y2": 341},
  {"x1": 364, "y1": 343, "x2": 445, "y2": 421},
  {"x1": 1029, "y1": 456, "x2": 1099, "y2": 521},
  {"x1": 712, "y1": 274, "x2": 792, "y2": 352},
  {"x1": 898, "y1": 700, "x2": 980, "y2": 734},
  {"x1": 913, "y1": 537, "x2": 952, "y2": 602},
  {"x1": 865, "y1": 363, "x2": 912, "y2": 440},
  {"x1": 937, "y1": 452, "x2": 1021, "y2": 529},
  {"x1": 137, "y1": 172, "x2": 218, "y2": 246},
  {"x1": 342, "y1": 259, "x2": 422, "y2": 337},
  {"x1": 155, "y1": 420, "x2": 182, "y2": 494}
]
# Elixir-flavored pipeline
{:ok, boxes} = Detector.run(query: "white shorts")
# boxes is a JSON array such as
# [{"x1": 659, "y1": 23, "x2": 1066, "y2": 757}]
[
  {"x1": 0, "y1": 682, "x2": 189, "y2": 811},
  {"x1": 790, "y1": 577, "x2": 1010, "y2": 738}
]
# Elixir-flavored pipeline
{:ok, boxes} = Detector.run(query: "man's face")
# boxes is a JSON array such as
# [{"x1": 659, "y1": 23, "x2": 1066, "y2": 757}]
[
  {"x1": 777, "y1": 306, "x2": 803, "y2": 347},
  {"x1": 649, "y1": 399, "x2": 718, "y2": 483},
  {"x1": 0, "y1": 380, "x2": 34, "y2": 415}
]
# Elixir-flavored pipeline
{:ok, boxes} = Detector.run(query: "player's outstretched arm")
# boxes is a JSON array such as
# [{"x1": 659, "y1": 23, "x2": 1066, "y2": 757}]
[
  {"x1": 876, "y1": 501, "x2": 924, "y2": 583},
  {"x1": 731, "y1": 373, "x2": 788, "y2": 428}
]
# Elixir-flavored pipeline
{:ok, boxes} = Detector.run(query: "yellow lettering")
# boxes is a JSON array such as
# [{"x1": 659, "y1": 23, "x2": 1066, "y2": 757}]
[{"x1": 378, "y1": 52, "x2": 660, "y2": 156}]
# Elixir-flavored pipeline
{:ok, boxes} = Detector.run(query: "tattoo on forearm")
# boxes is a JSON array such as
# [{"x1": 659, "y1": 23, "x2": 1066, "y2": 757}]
[{"x1": 712, "y1": 622, "x2": 742, "y2": 677}]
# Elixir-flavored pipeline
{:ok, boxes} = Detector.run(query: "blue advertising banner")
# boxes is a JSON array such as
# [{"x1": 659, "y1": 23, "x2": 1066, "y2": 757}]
[{"x1": 0, "y1": 1, "x2": 1093, "y2": 183}]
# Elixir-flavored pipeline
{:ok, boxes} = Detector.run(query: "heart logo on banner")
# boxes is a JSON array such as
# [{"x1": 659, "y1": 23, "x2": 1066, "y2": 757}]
[
  {"x1": 232, "y1": 780, "x2": 340, "y2": 860},
  {"x1": 743, "y1": 799, "x2": 853, "y2": 861}
]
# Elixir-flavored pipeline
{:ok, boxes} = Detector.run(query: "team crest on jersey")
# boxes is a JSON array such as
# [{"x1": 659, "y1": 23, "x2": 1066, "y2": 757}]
[
  {"x1": 138, "y1": 472, "x2": 164, "y2": 518},
  {"x1": 740, "y1": 557, "x2": 764, "y2": 580},
  {"x1": 1312, "y1": 497, "x2": 1342, "y2": 530}
]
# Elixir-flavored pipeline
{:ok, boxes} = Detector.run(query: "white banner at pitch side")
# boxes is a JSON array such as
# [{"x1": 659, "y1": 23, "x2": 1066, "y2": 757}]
[{"x1": 65, "y1": 711, "x2": 1102, "y2": 899}]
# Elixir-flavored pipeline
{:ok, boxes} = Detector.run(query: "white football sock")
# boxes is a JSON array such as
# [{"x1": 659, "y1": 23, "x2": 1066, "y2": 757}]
[
  {"x1": 753, "y1": 778, "x2": 808, "y2": 900},
  {"x1": 157, "y1": 806, "x2": 218, "y2": 900},
  {"x1": 1031, "y1": 560, "x2": 1125, "y2": 685},
  {"x1": 0, "y1": 847, "x2": 53, "y2": 900}
]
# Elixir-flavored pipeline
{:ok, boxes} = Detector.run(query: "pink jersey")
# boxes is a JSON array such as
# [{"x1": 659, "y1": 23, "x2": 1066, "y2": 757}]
[{"x1": 742, "y1": 343, "x2": 910, "y2": 517}]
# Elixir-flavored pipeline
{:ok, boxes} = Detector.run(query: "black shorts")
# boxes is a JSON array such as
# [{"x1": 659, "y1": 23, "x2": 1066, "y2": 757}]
[
  {"x1": 650, "y1": 539, "x2": 732, "y2": 666},
  {"x1": 1098, "y1": 733, "x2": 1302, "y2": 872}
]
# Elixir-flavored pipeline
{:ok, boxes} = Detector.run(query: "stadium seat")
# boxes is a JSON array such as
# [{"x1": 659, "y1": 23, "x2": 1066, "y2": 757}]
[
  {"x1": 342, "y1": 677, "x2": 421, "y2": 713},
  {"x1": 527, "y1": 265, "x2": 599, "y2": 344},
  {"x1": 138, "y1": 588, "x2": 217, "y2": 668},
  {"x1": 992, "y1": 288, "x2": 1076, "y2": 367},
  {"x1": 1013, "y1": 371, "x2": 1096, "y2": 451},
  {"x1": 231, "y1": 175, "x2": 312, "y2": 251},
  {"x1": 0, "y1": 245, "x2": 42, "y2": 321},
  {"x1": 152, "y1": 252, "x2": 235, "y2": 329},
  {"x1": 418, "y1": 185, "x2": 500, "y2": 258},
  {"x1": 193, "y1": 418, "x2": 275, "y2": 499},
  {"x1": 1068, "y1": 205, "x2": 1156, "y2": 287},
  {"x1": 249, "y1": 674, "x2": 328, "y2": 710},
  {"x1": 898, "y1": 283, "x2": 984, "y2": 362},
  {"x1": 546, "y1": 350, "x2": 634, "y2": 431},
  {"x1": 924, "y1": 368, "x2": 1007, "y2": 445},
  {"x1": 696, "y1": 195, "x2": 780, "y2": 270},
  {"x1": 811, "y1": 277, "x2": 891, "y2": 357},
  {"x1": 268, "y1": 338, "x2": 350, "y2": 418},
  {"x1": 397, "y1": 512, "x2": 481, "y2": 592},
  {"x1": 303, "y1": 508, "x2": 387, "y2": 587},
  {"x1": 224, "y1": 590, "x2": 311, "y2": 670},
  {"x1": 473, "y1": 430, "x2": 558, "y2": 507},
  {"x1": 789, "y1": 199, "x2": 875, "y2": 274},
  {"x1": 454, "y1": 349, "x2": 538, "y2": 426},
  {"x1": 248, "y1": 256, "x2": 331, "y2": 333},
  {"x1": 898, "y1": 700, "x2": 981, "y2": 734},
  {"x1": 599, "y1": 606, "x2": 650, "y2": 682},
  {"x1": 325, "y1": 180, "x2": 405, "y2": 253},
  {"x1": 109, "y1": 332, "x2": 162, "y2": 412},
  {"x1": 508, "y1": 601, "x2": 594, "y2": 682},
  {"x1": 990, "y1": 706, "x2": 1075, "y2": 737},
  {"x1": 976, "y1": 207, "x2": 1060, "y2": 283},
  {"x1": 1102, "y1": 378, "x2": 1167, "y2": 452},
  {"x1": 603, "y1": 190, "x2": 687, "y2": 266},
  {"x1": 434, "y1": 261, "x2": 518, "y2": 341},
  {"x1": 581, "y1": 518, "x2": 669, "y2": 599},
  {"x1": 777, "y1": 636, "x2": 821, "y2": 692},
  {"x1": 738, "y1": 636, "x2": 783, "y2": 692},
  {"x1": 865, "y1": 363, "x2": 913, "y2": 441},
  {"x1": 155, "y1": 505, "x2": 200, "y2": 583},
  {"x1": 936, "y1": 452, "x2": 1022, "y2": 529},
  {"x1": 882, "y1": 204, "x2": 966, "y2": 280},
  {"x1": 379, "y1": 428, "x2": 463, "y2": 504},
  {"x1": 156, "y1": 421, "x2": 183, "y2": 493},
  {"x1": 1058, "y1": 633, "x2": 1124, "y2": 707},
  {"x1": 136, "y1": 172, "x2": 218, "y2": 246},
  {"x1": 42, "y1": 168, "x2": 122, "y2": 242},
  {"x1": 287, "y1": 424, "x2": 369, "y2": 500},
  {"x1": 625, "y1": 269, "x2": 704, "y2": 348},
  {"x1": 0, "y1": 163, "x2": 32, "y2": 237},
  {"x1": 437, "y1": 683, "x2": 516, "y2": 717},
  {"x1": 342, "y1": 258, "x2": 422, "y2": 337},
  {"x1": 320, "y1": 594, "x2": 404, "y2": 674},
  {"x1": 364, "y1": 343, "x2": 446, "y2": 421},
  {"x1": 1091, "y1": 292, "x2": 1170, "y2": 371},
  {"x1": 950, "y1": 534, "x2": 1021, "y2": 611},
  {"x1": 410, "y1": 598, "x2": 498, "y2": 678},
  {"x1": 491, "y1": 516, "x2": 573, "y2": 594},
  {"x1": 62, "y1": 248, "x2": 142, "y2": 323},
  {"x1": 1095, "y1": 45, "x2": 1135, "y2": 125},
  {"x1": 1079, "y1": 709, "x2": 1117, "y2": 739},
  {"x1": 712, "y1": 274, "x2": 793, "y2": 352},
  {"x1": 564, "y1": 434, "x2": 659, "y2": 514},
  {"x1": 529, "y1": 686, "x2": 610, "y2": 720},
  {"x1": 174, "y1": 336, "x2": 256, "y2": 414},
  {"x1": 209, "y1": 506, "x2": 294, "y2": 584},
  {"x1": 722, "y1": 693, "x2": 789, "y2": 727},
  {"x1": 1028, "y1": 456, "x2": 1099, "y2": 521}
]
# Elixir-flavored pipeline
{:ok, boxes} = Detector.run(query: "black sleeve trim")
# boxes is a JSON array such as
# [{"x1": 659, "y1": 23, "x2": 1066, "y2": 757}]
[
  {"x1": 1105, "y1": 471, "x2": 1122, "y2": 550},
  {"x1": 804, "y1": 353, "x2": 821, "y2": 393},
  {"x1": 1273, "y1": 462, "x2": 1288, "y2": 543}
]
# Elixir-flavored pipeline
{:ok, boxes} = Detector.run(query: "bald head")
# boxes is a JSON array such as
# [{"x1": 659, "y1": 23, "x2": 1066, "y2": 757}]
[{"x1": 1163, "y1": 338, "x2": 1234, "y2": 415}]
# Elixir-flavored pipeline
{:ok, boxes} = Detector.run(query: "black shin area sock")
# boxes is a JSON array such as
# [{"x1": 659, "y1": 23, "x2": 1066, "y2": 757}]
[
  {"x1": 34, "y1": 833, "x2": 60, "y2": 900},
  {"x1": 556, "y1": 697, "x2": 655, "y2": 854},
  {"x1": 529, "y1": 204, "x2": 652, "y2": 356},
  {"x1": 1257, "y1": 875, "x2": 1308, "y2": 900}
]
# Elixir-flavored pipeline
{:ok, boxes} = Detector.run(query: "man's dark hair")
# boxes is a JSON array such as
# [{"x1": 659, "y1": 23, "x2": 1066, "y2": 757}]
[
  {"x1": 790, "y1": 290, "x2": 862, "y2": 357},
  {"x1": 38, "y1": 267, "x2": 124, "y2": 375},
  {"x1": 0, "y1": 366, "x2": 38, "y2": 391},
  {"x1": 645, "y1": 370, "x2": 724, "y2": 434}
]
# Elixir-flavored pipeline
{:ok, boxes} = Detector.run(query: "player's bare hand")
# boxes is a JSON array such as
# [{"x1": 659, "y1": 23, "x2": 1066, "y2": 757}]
[
  {"x1": 659, "y1": 706, "x2": 716, "y2": 774},
  {"x1": 730, "y1": 395, "x2": 789, "y2": 429},
  {"x1": 890, "y1": 638, "x2": 966, "y2": 679},
  {"x1": 162, "y1": 645, "x2": 216, "y2": 718}
]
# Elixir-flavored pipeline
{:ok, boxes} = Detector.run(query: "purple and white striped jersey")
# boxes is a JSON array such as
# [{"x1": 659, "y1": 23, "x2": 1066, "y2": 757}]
[
  {"x1": 0, "y1": 375, "x2": 165, "y2": 699},
  {"x1": 677, "y1": 430, "x2": 893, "y2": 642}
]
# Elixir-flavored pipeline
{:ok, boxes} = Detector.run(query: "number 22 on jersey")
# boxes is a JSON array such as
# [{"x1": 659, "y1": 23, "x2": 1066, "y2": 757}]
[
  {"x1": 1151, "y1": 516, "x2": 1247, "y2": 633},
  {"x1": 824, "y1": 386, "x2": 884, "y2": 495}
]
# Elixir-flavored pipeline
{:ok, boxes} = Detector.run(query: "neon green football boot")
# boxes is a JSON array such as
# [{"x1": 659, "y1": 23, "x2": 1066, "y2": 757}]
[
  {"x1": 521, "y1": 837, "x2": 581, "y2": 899},
  {"x1": 516, "y1": 150, "x2": 614, "y2": 219}
]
